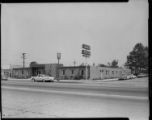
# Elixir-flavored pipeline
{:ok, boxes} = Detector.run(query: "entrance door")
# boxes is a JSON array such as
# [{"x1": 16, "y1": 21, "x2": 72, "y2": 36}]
[{"x1": 101, "y1": 72, "x2": 103, "y2": 79}]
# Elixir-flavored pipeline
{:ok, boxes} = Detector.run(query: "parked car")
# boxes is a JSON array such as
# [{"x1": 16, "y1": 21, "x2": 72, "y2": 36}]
[
  {"x1": 31, "y1": 74, "x2": 55, "y2": 82},
  {"x1": 129, "y1": 74, "x2": 137, "y2": 79},
  {"x1": 1, "y1": 74, "x2": 8, "y2": 81},
  {"x1": 137, "y1": 73, "x2": 148, "y2": 78},
  {"x1": 119, "y1": 74, "x2": 136, "y2": 80},
  {"x1": 119, "y1": 74, "x2": 128, "y2": 80}
]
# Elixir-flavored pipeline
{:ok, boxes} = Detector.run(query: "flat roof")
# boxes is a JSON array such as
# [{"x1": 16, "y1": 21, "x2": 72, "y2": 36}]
[
  {"x1": 59, "y1": 66, "x2": 86, "y2": 69},
  {"x1": 13, "y1": 67, "x2": 31, "y2": 70}
]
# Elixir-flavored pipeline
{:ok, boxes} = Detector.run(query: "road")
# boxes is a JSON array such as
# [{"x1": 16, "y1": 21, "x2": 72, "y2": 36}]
[{"x1": 1, "y1": 78, "x2": 149, "y2": 120}]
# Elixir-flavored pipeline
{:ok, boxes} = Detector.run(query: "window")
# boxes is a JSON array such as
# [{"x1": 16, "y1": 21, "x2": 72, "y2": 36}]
[
  {"x1": 63, "y1": 70, "x2": 65, "y2": 75},
  {"x1": 81, "y1": 70, "x2": 84, "y2": 75},
  {"x1": 112, "y1": 71, "x2": 114, "y2": 74},
  {"x1": 72, "y1": 70, "x2": 74, "y2": 74}
]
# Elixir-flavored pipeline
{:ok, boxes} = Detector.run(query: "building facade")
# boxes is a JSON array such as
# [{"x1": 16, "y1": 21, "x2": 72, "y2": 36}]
[
  {"x1": 90, "y1": 66, "x2": 131, "y2": 80},
  {"x1": 58, "y1": 66, "x2": 90, "y2": 80},
  {"x1": 10, "y1": 62, "x2": 131, "y2": 80},
  {"x1": 1, "y1": 69, "x2": 12, "y2": 79},
  {"x1": 30, "y1": 62, "x2": 63, "y2": 78},
  {"x1": 58, "y1": 66, "x2": 131, "y2": 80},
  {"x1": 11, "y1": 62, "x2": 63, "y2": 79},
  {"x1": 12, "y1": 67, "x2": 31, "y2": 78}
]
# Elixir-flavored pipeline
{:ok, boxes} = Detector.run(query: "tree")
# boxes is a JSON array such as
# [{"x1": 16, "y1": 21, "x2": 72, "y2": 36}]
[
  {"x1": 107, "y1": 62, "x2": 111, "y2": 67},
  {"x1": 107, "y1": 60, "x2": 118, "y2": 68},
  {"x1": 80, "y1": 63, "x2": 85, "y2": 66},
  {"x1": 98, "y1": 64, "x2": 107, "y2": 67},
  {"x1": 111, "y1": 59, "x2": 118, "y2": 68},
  {"x1": 125, "y1": 43, "x2": 148, "y2": 75}
]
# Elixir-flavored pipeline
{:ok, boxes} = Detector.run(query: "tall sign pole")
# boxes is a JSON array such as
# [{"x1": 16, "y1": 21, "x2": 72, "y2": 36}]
[
  {"x1": 22, "y1": 53, "x2": 27, "y2": 78},
  {"x1": 81, "y1": 44, "x2": 91, "y2": 80},
  {"x1": 73, "y1": 60, "x2": 76, "y2": 66},
  {"x1": 57, "y1": 52, "x2": 61, "y2": 81}
]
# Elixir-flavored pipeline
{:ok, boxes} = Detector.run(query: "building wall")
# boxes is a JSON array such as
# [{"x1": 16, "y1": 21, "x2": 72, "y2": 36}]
[
  {"x1": 44, "y1": 64, "x2": 63, "y2": 78},
  {"x1": 58, "y1": 66, "x2": 131, "y2": 80},
  {"x1": 11, "y1": 63, "x2": 63, "y2": 78},
  {"x1": 90, "y1": 66, "x2": 131, "y2": 80},
  {"x1": 98, "y1": 67, "x2": 122, "y2": 79},
  {"x1": 1, "y1": 69, "x2": 11, "y2": 79},
  {"x1": 59, "y1": 66, "x2": 89, "y2": 80},
  {"x1": 121, "y1": 68, "x2": 131, "y2": 75},
  {"x1": 44, "y1": 64, "x2": 52, "y2": 76},
  {"x1": 12, "y1": 68, "x2": 31, "y2": 78},
  {"x1": 89, "y1": 66, "x2": 101, "y2": 80}
]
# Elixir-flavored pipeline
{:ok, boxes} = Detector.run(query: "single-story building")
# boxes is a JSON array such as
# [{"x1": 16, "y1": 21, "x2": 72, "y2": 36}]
[
  {"x1": 58, "y1": 66, "x2": 131, "y2": 80},
  {"x1": 12, "y1": 67, "x2": 31, "y2": 79},
  {"x1": 10, "y1": 62, "x2": 131, "y2": 80},
  {"x1": 1, "y1": 69, "x2": 12, "y2": 79},
  {"x1": 58, "y1": 66, "x2": 90, "y2": 80},
  {"x1": 90, "y1": 66, "x2": 131, "y2": 80},
  {"x1": 30, "y1": 62, "x2": 63, "y2": 78},
  {"x1": 11, "y1": 62, "x2": 63, "y2": 79}
]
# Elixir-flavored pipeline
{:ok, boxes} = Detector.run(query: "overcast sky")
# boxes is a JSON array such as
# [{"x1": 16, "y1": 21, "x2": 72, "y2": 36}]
[{"x1": 2, "y1": 0, "x2": 148, "y2": 69}]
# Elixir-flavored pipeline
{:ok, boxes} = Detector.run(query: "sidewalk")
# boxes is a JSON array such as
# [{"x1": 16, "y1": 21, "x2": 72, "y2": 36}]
[{"x1": 55, "y1": 78, "x2": 119, "y2": 84}]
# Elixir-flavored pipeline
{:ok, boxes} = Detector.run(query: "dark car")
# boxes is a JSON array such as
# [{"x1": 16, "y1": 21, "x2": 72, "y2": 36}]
[{"x1": 137, "y1": 73, "x2": 148, "y2": 78}]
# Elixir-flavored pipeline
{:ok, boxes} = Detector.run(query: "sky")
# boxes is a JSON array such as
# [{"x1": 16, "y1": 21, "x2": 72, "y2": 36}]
[{"x1": 1, "y1": 0, "x2": 148, "y2": 69}]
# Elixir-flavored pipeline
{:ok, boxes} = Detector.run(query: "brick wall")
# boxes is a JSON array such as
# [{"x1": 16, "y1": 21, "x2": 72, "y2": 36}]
[
  {"x1": 90, "y1": 66, "x2": 131, "y2": 80},
  {"x1": 59, "y1": 66, "x2": 87, "y2": 80},
  {"x1": 12, "y1": 68, "x2": 31, "y2": 78}
]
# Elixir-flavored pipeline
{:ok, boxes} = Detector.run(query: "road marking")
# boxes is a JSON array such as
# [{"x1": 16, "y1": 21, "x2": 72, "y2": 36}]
[{"x1": 2, "y1": 86, "x2": 148, "y2": 101}]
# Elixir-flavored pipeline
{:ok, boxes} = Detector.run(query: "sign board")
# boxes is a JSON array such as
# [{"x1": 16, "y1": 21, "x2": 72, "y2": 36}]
[
  {"x1": 82, "y1": 44, "x2": 91, "y2": 58},
  {"x1": 82, "y1": 54, "x2": 90, "y2": 58},
  {"x1": 82, "y1": 44, "x2": 91, "y2": 50},
  {"x1": 82, "y1": 50, "x2": 91, "y2": 56},
  {"x1": 81, "y1": 44, "x2": 91, "y2": 80}
]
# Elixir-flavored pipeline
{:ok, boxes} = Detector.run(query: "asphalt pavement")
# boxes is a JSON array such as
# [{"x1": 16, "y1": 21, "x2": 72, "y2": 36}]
[{"x1": 1, "y1": 77, "x2": 149, "y2": 119}]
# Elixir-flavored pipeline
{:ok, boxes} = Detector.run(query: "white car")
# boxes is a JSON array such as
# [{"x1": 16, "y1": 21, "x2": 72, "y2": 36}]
[
  {"x1": 129, "y1": 74, "x2": 137, "y2": 79},
  {"x1": 31, "y1": 74, "x2": 55, "y2": 82},
  {"x1": 119, "y1": 74, "x2": 136, "y2": 80},
  {"x1": 126, "y1": 74, "x2": 136, "y2": 79},
  {"x1": 119, "y1": 74, "x2": 128, "y2": 80}
]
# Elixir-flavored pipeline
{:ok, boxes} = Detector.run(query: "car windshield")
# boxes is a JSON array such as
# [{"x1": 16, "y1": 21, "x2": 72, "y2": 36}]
[{"x1": 38, "y1": 74, "x2": 49, "y2": 77}]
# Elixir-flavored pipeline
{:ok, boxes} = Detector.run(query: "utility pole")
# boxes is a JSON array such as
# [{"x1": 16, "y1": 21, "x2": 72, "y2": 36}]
[
  {"x1": 22, "y1": 53, "x2": 27, "y2": 78},
  {"x1": 57, "y1": 52, "x2": 61, "y2": 81},
  {"x1": 10, "y1": 64, "x2": 12, "y2": 78},
  {"x1": 73, "y1": 60, "x2": 76, "y2": 66}
]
